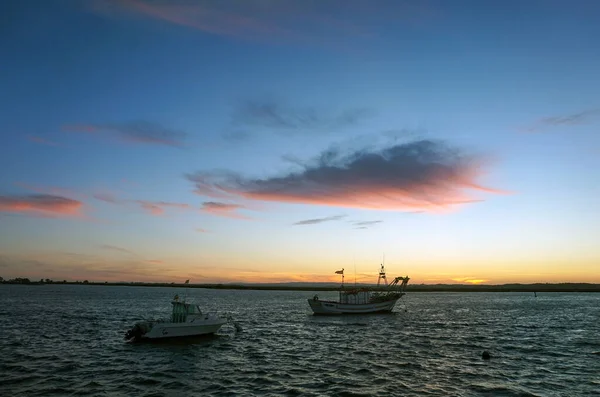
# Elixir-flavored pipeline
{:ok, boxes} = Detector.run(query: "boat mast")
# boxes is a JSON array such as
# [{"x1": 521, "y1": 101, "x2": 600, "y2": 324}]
[
  {"x1": 377, "y1": 259, "x2": 388, "y2": 287},
  {"x1": 335, "y1": 268, "x2": 344, "y2": 288}
]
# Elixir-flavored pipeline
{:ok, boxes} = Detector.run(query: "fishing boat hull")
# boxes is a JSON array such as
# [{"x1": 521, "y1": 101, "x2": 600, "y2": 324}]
[{"x1": 307, "y1": 296, "x2": 401, "y2": 315}]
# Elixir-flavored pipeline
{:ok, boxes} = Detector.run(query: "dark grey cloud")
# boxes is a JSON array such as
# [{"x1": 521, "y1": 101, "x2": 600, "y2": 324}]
[
  {"x1": 64, "y1": 121, "x2": 187, "y2": 147},
  {"x1": 293, "y1": 214, "x2": 346, "y2": 225},
  {"x1": 187, "y1": 139, "x2": 500, "y2": 212}
]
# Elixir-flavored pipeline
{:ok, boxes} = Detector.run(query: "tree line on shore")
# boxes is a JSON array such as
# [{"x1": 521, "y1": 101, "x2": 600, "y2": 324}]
[
  {"x1": 1, "y1": 276, "x2": 599, "y2": 292},
  {"x1": 0, "y1": 277, "x2": 90, "y2": 284}
]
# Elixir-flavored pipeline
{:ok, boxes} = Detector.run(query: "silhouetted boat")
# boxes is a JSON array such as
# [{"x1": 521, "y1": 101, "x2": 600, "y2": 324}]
[{"x1": 308, "y1": 264, "x2": 409, "y2": 315}]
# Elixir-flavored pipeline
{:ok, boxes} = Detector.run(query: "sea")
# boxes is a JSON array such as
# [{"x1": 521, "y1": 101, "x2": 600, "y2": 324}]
[{"x1": 1, "y1": 285, "x2": 599, "y2": 396}]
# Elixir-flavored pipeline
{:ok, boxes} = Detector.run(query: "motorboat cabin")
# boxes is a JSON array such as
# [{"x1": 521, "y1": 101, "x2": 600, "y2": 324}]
[{"x1": 171, "y1": 297, "x2": 203, "y2": 323}]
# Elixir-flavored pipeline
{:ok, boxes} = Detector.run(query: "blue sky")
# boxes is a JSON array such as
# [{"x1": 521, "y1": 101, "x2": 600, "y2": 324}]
[{"x1": 1, "y1": 0, "x2": 599, "y2": 284}]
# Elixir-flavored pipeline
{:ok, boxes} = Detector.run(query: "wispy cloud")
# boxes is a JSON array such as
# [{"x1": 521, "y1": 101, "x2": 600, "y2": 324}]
[
  {"x1": 15, "y1": 183, "x2": 85, "y2": 200},
  {"x1": 27, "y1": 135, "x2": 61, "y2": 147},
  {"x1": 196, "y1": 228, "x2": 210, "y2": 233},
  {"x1": 200, "y1": 201, "x2": 248, "y2": 219},
  {"x1": 97, "y1": 0, "x2": 288, "y2": 40},
  {"x1": 226, "y1": 99, "x2": 373, "y2": 139},
  {"x1": 93, "y1": 192, "x2": 121, "y2": 204},
  {"x1": 63, "y1": 121, "x2": 187, "y2": 147},
  {"x1": 187, "y1": 139, "x2": 503, "y2": 213},
  {"x1": 133, "y1": 200, "x2": 192, "y2": 215},
  {"x1": 100, "y1": 244, "x2": 134, "y2": 255},
  {"x1": 93, "y1": 193, "x2": 192, "y2": 216},
  {"x1": 91, "y1": 0, "x2": 433, "y2": 46},
  {"x1": 352, "y1": 220, "x2": 383, "y2": 229},
  {"x1": 99, "y1": 245, "x2": 164, "y2": 265},
  {"x1": 524, "y1": 108, "x2": 600, "y2": 132},
  {"x1": 0, "y1": 194, "x2": 83, "y2": 217},
  {"x1": 353, "y1": 220, "x2": 382, "y2": 226},
  {"x1": 293, "y1": 214, "x2": 346, "y2": 225}
]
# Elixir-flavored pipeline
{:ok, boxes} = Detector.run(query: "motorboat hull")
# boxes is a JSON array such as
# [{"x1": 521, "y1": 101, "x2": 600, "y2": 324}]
[
  {"x1": 142, "y1": 319, "x2": 227, "y2": 340},
  {"x1": 307, "y1": 297, "x2": 401, "y2": 315},
  {"x1": 124, "y1": 293, "x2": 235, "y2": 342}
]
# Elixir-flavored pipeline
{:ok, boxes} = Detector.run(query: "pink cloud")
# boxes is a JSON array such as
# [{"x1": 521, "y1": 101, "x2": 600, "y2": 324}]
[
  {"x1": 93, "y1": 192, "x2": 192, "y2": 216},
  {"x1": 134, "y1": 200, "x2": 192, "y2": 215},
  {"x1": 200, "y1": 201, "x2": 249, "y2": 219},
  {"x1": 0, "y1": 194, "x2": 83, "y2": 217}
]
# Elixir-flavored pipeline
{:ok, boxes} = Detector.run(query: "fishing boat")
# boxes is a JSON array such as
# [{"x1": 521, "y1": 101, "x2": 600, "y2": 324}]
[
  {"x1": 124, "y1": 293, "x2": 228, "y2": 342},
  {"x1": 308, "y1": 264, "x2": 409, "y2": 315}
]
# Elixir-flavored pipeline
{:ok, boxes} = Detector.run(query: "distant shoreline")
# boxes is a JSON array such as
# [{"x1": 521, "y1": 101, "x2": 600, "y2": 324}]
[{"x1": 2, "y1": 280, "x2": 599, "y2": 292}]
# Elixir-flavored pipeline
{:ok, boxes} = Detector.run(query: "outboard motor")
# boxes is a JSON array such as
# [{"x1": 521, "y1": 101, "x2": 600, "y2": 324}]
[{"x1": 124, "y1": 322, "x2": 151, "y2": 342}]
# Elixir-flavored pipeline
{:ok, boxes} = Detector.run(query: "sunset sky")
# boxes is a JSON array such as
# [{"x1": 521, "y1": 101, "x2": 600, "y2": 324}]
[{"x1": 1, "y1": 0, "x2": 599, "y2": 285}]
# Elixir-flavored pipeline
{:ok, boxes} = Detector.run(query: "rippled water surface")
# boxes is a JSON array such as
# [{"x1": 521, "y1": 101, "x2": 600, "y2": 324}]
[{"x1": 1, "y1": 285, "x2": 599, "y2": 396}]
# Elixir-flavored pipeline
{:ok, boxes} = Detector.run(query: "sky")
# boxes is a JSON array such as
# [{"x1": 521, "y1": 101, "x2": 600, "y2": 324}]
[{"x1": 1, "y1": 0, "x2": 599, "y2": 285}]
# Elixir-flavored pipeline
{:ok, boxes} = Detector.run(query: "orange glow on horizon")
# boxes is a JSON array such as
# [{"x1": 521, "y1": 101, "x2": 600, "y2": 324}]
[
  {"x1": 2, "y1": 251, "x2": 598, "y2": 285},
  {"x1": 451, "y1": 277, "x2": 489, "y2": 284},
  {"x1": 5, "y1": 268, "x2": 597, "y2": 285}
]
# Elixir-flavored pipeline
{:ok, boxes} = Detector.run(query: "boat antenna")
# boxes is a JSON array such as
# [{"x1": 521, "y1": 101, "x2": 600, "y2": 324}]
[
  {"x1": 183, "y1": 279, "x2": 190, "y2": 302},
  {"x1": 354, "y1": 255, "x2": 357, "y2": 287}
]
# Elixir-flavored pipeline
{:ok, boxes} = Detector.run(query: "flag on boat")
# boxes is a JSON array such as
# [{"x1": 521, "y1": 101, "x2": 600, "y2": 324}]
[
  {"x1": 335, "y1": 269, "x2": 344, "y2": 274},
  {"x1": 185, "y1": 279, "x2": 189, "y2": 284}
]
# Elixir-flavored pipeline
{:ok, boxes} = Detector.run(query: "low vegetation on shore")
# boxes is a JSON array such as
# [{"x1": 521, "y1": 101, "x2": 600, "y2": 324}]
[{"x1": 1, "y1": 277, "x2": 599, "y2": 292}]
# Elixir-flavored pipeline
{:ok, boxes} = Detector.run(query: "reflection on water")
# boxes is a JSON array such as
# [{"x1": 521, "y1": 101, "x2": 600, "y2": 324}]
[
  {"x1": 1, "y1": 285, "x2": 599, "y2": 396},
  {"x1": 127, "y1": 333, "x2": 224, "y2": 347}
]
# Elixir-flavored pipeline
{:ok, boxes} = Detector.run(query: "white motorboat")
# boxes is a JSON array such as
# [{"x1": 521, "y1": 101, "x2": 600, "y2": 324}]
[
  {"x1": 308, "y1": 264, "x2": 409, "y2": 315},
  {"x1": 125, "y1": 294, "x2": 228, "y2": 342}
]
